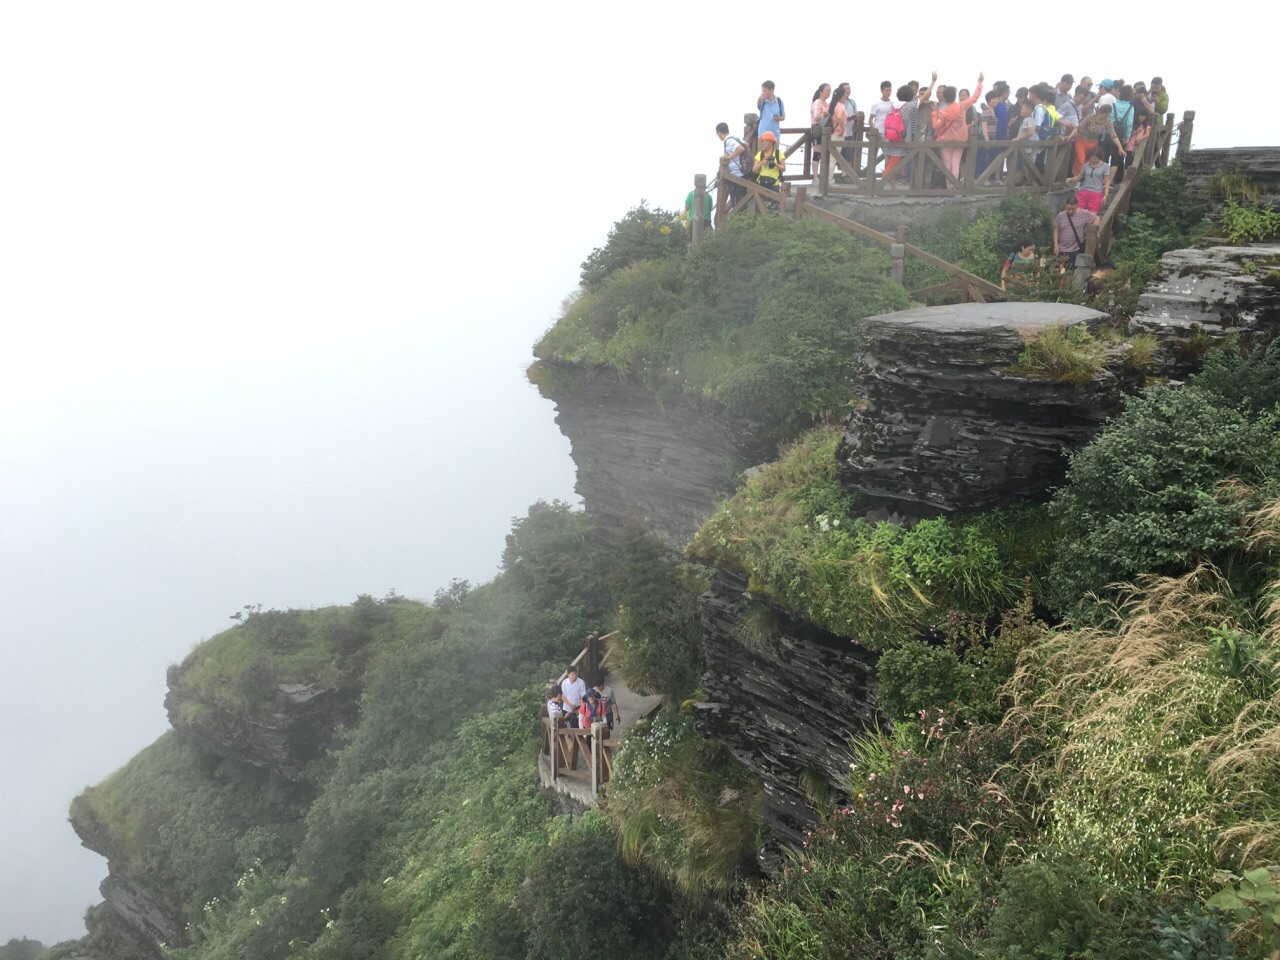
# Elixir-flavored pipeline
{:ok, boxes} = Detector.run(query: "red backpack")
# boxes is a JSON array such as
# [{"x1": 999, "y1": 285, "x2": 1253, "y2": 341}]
[{"x1": 884, "y1": 104, "x2": 906, "y2": 142}]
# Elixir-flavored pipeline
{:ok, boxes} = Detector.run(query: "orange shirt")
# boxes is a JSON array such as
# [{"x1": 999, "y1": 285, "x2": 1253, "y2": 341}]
[{"x1": 932, "y1": 84, "x2": 983, "y2": 142}]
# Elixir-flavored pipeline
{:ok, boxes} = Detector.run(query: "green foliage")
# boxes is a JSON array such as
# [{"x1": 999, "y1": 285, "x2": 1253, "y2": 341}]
[
  {"x1": 611, "y1": 522, "x2": 706, "y2": 698},
  {"x1": 70, "y1": 732, "x2": 303, "y2": 927},
  {"x1": 1192, "y1": 340, "x2": 1280, "y2": 415},
  {"x1": 525, "y1": 813, "x2": 671, "y2": 960},
  {"x1": 1206, "y1": 866, "x2": 1280, "y2": 956},
  {"x1": 607, "y1": 712, "x2": 762, "y2": 897},
  {"x1": 539, "y1": 216, "x2": 910, "y2": 450},
  {"x1": 172, "y1": 594, "x2": 437, "y2": 717},
  {"x1": 580, "y1": 202, "x2": 688, "y2": 291},
  {"x1": 1112, "y1": 165, "x2": 1210, "y2": 264},
  {"x1": 1153, "y1": 904, "x2": 1237, "y2": 960},
  {"x1": 1048, "y1": 385, "x2": 1280, "y2": 612},
  {"x1": 876, "y1": 586, "x2": 1049, "y2": 726},
  {"x1": 907, "y1": 194, "x2": 1053, "y2": 289},
  {"x1": 978, "y1": 858, "x2": 1161, "y2": 960},
  {"x1": 1210, "y1": 171, "x2": 1263, "y2": 205},
  {"x1": 1013, "y1": 321, "x2": 1107, "y2": 383},
  {"x1": 1222, "y1": 201, "x2": 1280, "y2": 245},
  {"x1": 0, "y1": 939, "x2": 45, "y2": 960},
  {"x1": 690, "y1": 426, "x2": 1052, "y2": 648},
  {"x1": 730, "y1": 717, "x2": 1035, "y2": 959}
]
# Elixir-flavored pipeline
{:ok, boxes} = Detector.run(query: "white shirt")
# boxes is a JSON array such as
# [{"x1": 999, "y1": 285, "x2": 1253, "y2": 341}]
[
  {"x1": 561, "y1": 676, "x2": 586, "y2": 707},
  {"x1": 723, "y1": 136, "x2": 747, "y2": 177},
  {"x1": 869, "y1": 98, "x2": 894, "y2": 135},
  {"x1": 1096, "y1": 92, "x2": 1117, "y2": 111},
  {"x1": 546, "y1": 698, "x2": 565, "y2": 718}
]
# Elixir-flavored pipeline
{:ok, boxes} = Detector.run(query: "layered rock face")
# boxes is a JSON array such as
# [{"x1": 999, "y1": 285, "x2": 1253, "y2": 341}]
[
  {"x1": 1181, "y1": 147, "x2": 1280, "y2": 209},
  {"x1": 535, "y1": 367, "x2": 768, "y2": 550},
  {"x1": 165, "y1": 671, "x2": 356, "y2": 783},
  {"x1": 697, "y1": 572, "x2": 879, "y2": 852},
  {"x1": 1131, "y1": 244, "x2": 1280, "y2": 374},
  {"x1": 836, "y1": 302, "x2": 1137, "y2": 518}
]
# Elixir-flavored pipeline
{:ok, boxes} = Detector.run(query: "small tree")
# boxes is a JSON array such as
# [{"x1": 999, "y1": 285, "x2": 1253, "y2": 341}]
[{"x1": 580, "y1": 202, "x2": 688, "y2": 290}]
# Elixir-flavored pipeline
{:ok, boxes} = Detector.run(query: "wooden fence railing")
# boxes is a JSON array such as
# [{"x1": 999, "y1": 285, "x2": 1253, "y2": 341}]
[
  {"x1": 542, "y1": 630, "x2": 619, "y2": 799},
  {"x1": 719, "y1": 106, "x2": 1182, "y2": 201},
  {"x1": 1083, "y1": 113, "x2": 1177, "y2": 260}
]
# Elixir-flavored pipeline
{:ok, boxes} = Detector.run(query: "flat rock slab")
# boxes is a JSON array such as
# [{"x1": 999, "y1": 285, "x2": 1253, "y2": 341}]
[
  {"x1": 1132, "y1": 244, "x2": 1280, "y2": 374},
  {"x1": 837, "y1": 302, "x2": 1135, "y2": 517}
]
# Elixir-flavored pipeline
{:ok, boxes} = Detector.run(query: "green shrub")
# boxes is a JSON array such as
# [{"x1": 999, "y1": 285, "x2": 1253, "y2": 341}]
[
  {"x1": 1048, "y1": 385, "x2": 1280, "y2": 612},
  {"x1": 690, "y1": 427, "x2": 1051, "y2": 648},
  {"x1": 580, "y1": 202, "x2": 688, "y2": 291},
  {"x1": 538, "y1": 216, "x2": 910, "y2": 450},
  {"x1": 607, "y1": 712, "x2": 762, "y2": 897},
  {"x1": 610, "y1": 522, "x2": 706, "y2": 699},
  {"x1": 1221, "y1": 200, "x2": 1280, "y2": 245},
  {"x1": 1191, "y1": 339, "x2": 1280, "y2": 415},
  {"x1": 978, "y1": 858, "x2": 1161, "y2": 960},
  {"x1": 526, "y1": 813, "x2": 671, "y2": 960}
]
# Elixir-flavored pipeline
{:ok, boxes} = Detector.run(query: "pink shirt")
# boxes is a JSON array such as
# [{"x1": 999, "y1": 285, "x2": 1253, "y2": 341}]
[
  {"x1": 831, "y1": 101, "x2": 848, "y2": 137},
  {"x1": 811, "y1": 99, "x2": 829, "y2": 125},
  {"x1": 932, "y1": 84, "x2": 983, "y2": 142}
]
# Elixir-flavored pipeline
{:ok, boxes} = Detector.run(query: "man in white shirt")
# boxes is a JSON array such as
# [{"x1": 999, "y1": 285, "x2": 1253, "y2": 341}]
[
  {"x1": 868, "y1": 80, "x2": 895, "y2": 137},
  {"x1": 1095, "y1": 79, "x2": 1117, "y2": 113},
  {"x1": 561, "y1": 664, "x2": 586, "y2": 727}
]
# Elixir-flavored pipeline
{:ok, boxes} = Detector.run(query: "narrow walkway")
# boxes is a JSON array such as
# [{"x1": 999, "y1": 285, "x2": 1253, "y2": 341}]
[{"x1": 538, "y1": 663, "x2": 663, "y2": 806}]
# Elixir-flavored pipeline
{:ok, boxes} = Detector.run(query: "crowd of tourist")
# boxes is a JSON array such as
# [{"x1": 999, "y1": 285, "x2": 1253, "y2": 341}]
[
  {"x1": 543, "y1": 663, "x2": 619, "y2": 732},
  {"x1": 713, "y1": 73, "x2": 1170, "y2": 204}
]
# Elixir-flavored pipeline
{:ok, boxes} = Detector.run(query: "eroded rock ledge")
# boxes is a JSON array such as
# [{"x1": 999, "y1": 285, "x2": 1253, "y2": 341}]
[
  {"x1": 1131, "y1": 243, "x2": 1280, "y2": 374},
  {"x1": 534, "y1": 367, "x2": 769, "y2": 550},
  {"x1": 837, "y1": 302, "x2": 1136, "y2": 518},
  {"x1": 697, "y1": 571, "x2": 879, "y2": 853}
]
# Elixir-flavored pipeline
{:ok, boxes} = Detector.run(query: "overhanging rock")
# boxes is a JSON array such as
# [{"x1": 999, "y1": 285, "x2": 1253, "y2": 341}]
[{"x1": 837, "y1": 302, "x2": 1137, "y2": 518}]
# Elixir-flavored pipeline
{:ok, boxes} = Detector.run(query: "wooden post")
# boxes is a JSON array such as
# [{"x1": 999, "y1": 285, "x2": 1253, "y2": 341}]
[
  {"x1": 1159, "y1": 112, "x2": 1174, "y2": 167},
  {"x1": 794, "y1": 185, "x2": 807, "y2": 222},
  {"x1": 551, "y1": 719, "x2": 558, "y2": 783},
  {"x1": 691, "y1": 174, "x2": 707, "y2": 247},
  {"x1": 963, "y1": 121, "x2": 979, "y2": 192},
  {"x1": 818, "y1": 131, "x2": 832, "y2": 195},
  {"x1": 591, "y1": 723, "x2": 604, "y2": 796},
  {"x1": 912, "y1": 103, "x2": 932, "y2": 191},
  {"x1": 851, "y1": 111, "x2": 865, "y2": 175},
  {"x1": 1084, "y1": 221, "x2": 1100, "y2": 257},
  {"x1": 867, "y1": 124, "x2": 882, "y2": 192},
  {"x1": 1176, "y1": 110, "x2": 1195, "y2": 160},
  {"x1": 1072, "y1": 252, "x2": 1094, "y2": 292},
  {"x1": 715, "y1": 159, "x2": 729, "y2": 227}
]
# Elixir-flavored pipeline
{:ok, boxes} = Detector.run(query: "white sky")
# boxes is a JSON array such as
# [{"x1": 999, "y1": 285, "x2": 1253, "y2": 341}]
[{"x1": 0, "y1": 0, "x2": 1268, "y2": 944}]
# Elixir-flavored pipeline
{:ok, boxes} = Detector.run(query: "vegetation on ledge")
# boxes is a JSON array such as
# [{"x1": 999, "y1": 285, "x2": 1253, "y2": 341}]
[
  {"x1": 688, "y1": 425, "x2": 1056, "y2": 649},
  {"x1": 535, "y1": 213, "x2": 910, "y2": 450}
]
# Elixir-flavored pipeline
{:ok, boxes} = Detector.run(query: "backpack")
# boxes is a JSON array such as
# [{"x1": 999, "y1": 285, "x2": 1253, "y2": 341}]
[
  {"x1": 725, "y1": 136, "x2": 753, "y2": 181},
  {"x1": 1038, "y1": 104, "x2": 1059, "y2": 139},
  {"x1": 884, "y1": 104, "x2": 906, "y2": 142}
]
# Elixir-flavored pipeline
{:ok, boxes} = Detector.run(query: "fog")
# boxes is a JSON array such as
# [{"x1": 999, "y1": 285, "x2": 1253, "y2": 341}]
[{"x1": 0, "y1": 0, "x2": 1269, "y2": 943}]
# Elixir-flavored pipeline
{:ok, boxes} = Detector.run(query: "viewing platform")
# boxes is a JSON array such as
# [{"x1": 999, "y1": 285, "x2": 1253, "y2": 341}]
[{"x1": 537, "y1": 631, "x2": 663, "y2": 806}]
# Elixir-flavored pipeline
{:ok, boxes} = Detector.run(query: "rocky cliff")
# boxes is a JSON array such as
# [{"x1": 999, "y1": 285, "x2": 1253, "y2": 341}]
[
  {"x1": 165, "y1": 670, "x2": 357, "y2": 783},
  {"x1": 533, "y1": 366, "x2": 772, "y2": 550},
  {"x1": 696, "y1": 571, "x2": 879, "y2": 854},
  {"x1": 836, "y1": 302, "x2": 1138, "y2": 518},
  {"x1": 1132, "y1": 243, "x2": 1280, "y2": 374}
]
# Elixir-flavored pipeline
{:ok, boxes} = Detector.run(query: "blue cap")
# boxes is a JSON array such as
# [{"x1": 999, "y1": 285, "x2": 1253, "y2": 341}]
[{"x1": 1099, "y1": 79, "x2": 1114, "y2": 89}]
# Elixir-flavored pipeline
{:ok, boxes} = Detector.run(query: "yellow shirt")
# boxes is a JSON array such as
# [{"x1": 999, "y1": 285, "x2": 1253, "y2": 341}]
[{"x1": 754, "y1": 149, "x2": 784, "y2": 183}]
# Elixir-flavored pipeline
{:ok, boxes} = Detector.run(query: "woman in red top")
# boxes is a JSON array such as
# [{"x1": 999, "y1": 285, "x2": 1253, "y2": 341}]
[{"x1": 931, "y1": 74, "x2": 983, "y2": 187}]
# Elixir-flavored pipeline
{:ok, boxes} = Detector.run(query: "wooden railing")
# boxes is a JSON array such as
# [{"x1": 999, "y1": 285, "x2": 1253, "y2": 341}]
[
  {"x1": 1083, "y1": 112, "x2": 1185, "y2": 260},
  {"x1": 719, "y1": 106, "x2": 1181, "y2": 200},
  {"x1": 542, "y1": 630, "x2": 619, "y2": 799}
]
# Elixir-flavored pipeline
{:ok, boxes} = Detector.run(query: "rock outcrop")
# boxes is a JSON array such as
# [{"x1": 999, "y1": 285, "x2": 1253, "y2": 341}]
[
  {"x1": 1131, "y1": 244, "x2": 1280, "y2": 374},
  {"x1": 165, "y1": 669, "x2": 357, "y2": 783},
  {"x1": 1181, "y1": 147, "x2": 1280, "y2": 210},
  {"x1": 836, "y1": 302, "x2": 1138, "y2": 518},
  {"x1": 697, "y1": 571, "x2": 879, "y2": 853},
  {"x1": 533, "y1": 366, "x2": 770, "y2": 550}
]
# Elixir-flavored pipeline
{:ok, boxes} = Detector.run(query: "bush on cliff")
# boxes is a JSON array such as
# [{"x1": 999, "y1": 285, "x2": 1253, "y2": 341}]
[
  {"x1": 1047, "y1": 385, "x2": 1280, "y2": 613},
  {"x1": 579, "y1": 202, "x2": 688, "y2": 291},
  {"x1": 536, "y1": 215, "x2": 911, "y2": 450},
  {"x1": 689, "y1": 425, "x2": 1055, "y2": 648},
  {"x1": 610, "y1": 521, "x2": 706, "y2": 699}
]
